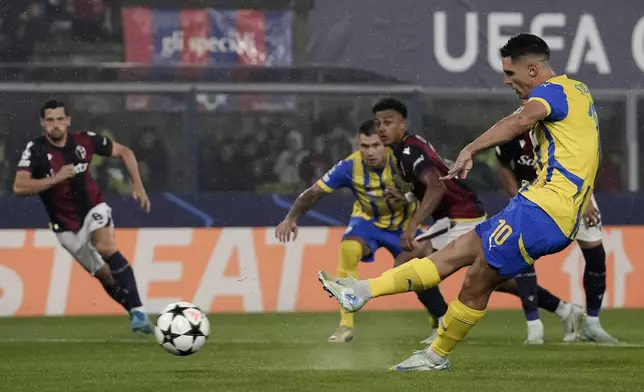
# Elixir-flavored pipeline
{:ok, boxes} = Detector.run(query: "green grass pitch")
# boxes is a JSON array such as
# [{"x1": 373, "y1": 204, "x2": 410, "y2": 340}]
[{"x1": 1, "y1": 309, "x2": 643, "y2": 391}]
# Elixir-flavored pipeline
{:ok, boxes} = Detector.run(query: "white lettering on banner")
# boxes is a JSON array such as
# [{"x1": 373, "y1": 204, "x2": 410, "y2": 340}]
[
  {"x1": 0, "y1": 230, "x2": 25, "y2": 315},
  {"x1": 433, "y1": 12, "x2": 478, "y2": 72},
  {"x1": 265, "y1": 228, "x2": 328, "y2": 312},
  {"x1": 561, "y1": 229, "x2": 633, "y2": 307},
  {"x1": 193, "y1": 228, "x2": 263, "y2": 313},
  {"x1": 566, "y1": 15, "x2": 610, "y2": 75},
  {"x1": 34, "y1": 229, "x2": 74, "y2": 316},
  {"x1": 433, "y1": 12, "x2": 611, "y2": 75},
  {"x1": 0, "y1": 265, "x2": 23, "y2": 316},
  {"x1": 161, "y1": 31, "x2": 261, "y2": 61},
  {"x1": 530, "y1": 13, "x2": 566, "y2": 51},
  {"x1": 488, "y1": 13, "x2": 523, "y2": 73},
  {"x1": 632, "y1": 17, "x2": 644, "y2": 73},
  {"x1": 134, "y1": 229, "x2": 189, "y2": 310}
]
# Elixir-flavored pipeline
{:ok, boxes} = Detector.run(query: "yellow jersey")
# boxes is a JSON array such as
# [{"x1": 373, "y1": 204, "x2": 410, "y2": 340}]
[
  {"x1": 520, "y1": 75, "x2": 600, "y2": 239},
  {"x1": 316, "y1": 150, "x2": 417, "y2": 231}
]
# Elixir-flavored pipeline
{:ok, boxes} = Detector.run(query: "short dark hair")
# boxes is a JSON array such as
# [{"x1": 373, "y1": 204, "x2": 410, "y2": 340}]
[
  {"x1": 372, "y1": 98, "x2": 407, "y2": 119},
  {"x1": 358, "y1": 119, "x2": 375, "y2": 136},
  {"x1": 40, "y1": 99, "x2": 68, "y2": 118},
  {"x1": 499, "y1": 33, "x2": 550, "y2": 61}
]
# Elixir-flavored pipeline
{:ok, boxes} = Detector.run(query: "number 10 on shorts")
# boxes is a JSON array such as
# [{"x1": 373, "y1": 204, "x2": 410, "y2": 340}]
[{"x1": 490, "y1": 219, "x2": 513, "y2": 246}]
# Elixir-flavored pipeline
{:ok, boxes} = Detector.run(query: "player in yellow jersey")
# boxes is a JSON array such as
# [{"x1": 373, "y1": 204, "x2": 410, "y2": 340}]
[
  {"x1": 275, "y1": 120, "x2": 449, "y2": 343},
  {"x1": 317, "y1": 33, "x2": 600, "y2": 370}
]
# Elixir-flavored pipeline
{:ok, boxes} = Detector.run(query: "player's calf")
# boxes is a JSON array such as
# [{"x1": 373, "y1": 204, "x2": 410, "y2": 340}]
[{"x1": 93, "y1": 227, "x2": 151, "y2": 333}]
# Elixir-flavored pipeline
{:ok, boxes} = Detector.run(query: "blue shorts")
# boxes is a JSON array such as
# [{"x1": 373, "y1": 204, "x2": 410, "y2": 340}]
[
  {"x1": 342, "y1": 217, "x2": 423, "y2": 262},
  {"x1": 475, "y1": 194, "x2": 573, "y2": 278}
]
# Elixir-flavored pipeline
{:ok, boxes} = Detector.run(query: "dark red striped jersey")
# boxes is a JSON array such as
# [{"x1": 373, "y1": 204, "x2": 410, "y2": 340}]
[
  {"x1": 17, "y1": 132, "x2": 113, "y2": 232},
  {"x1": 394, "y1": 134, "x2": 485, "y2": 221},
  {"x1": 495, "y1": 132, "x2": 538, "y2": 183}
]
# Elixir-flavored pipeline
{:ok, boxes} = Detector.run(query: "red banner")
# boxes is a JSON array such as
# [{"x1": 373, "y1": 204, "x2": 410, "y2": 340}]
[{"x1": 0, "y1": 227, "x2": 641, "y2": 316}]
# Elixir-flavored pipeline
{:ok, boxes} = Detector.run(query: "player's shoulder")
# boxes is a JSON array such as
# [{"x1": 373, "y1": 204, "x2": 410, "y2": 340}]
[
  {"x1": 531, "y1": 75, "x2": 589, "y2": 98},
  {"x1": 400, "y1": 134, "x2": 426, "y2": 154},
  {"x1": 331, "y1": 152, "x2": 358, "y2": 172},
  {"x1": 71, "y1": 131, "x2": 93, "y2": 141},
  {"x1": 22, "y1": 135, "x2": 47, "y2": 152}
]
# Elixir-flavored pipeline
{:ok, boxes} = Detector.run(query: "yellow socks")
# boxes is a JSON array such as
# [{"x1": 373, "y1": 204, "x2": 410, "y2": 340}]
[
  {"x1": 430, "y1": 300, "x2": 486, "y2": 357},
  {"x1": 368, "y1": 257, "x2": 442, "y2": 297},
  {"x1": 337, "y1": 240, "x2": 363, "y2": 328}
]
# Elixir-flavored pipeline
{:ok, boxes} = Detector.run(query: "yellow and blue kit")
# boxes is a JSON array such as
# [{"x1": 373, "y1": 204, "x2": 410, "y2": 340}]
[{"x1": 476, "y1": 75, "x2": 600, "y2": 277}]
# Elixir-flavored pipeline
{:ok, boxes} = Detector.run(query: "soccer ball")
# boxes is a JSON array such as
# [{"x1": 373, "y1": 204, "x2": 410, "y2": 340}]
[{"x1": 154, "y1": 301, "x2": 210, "y2": 356}]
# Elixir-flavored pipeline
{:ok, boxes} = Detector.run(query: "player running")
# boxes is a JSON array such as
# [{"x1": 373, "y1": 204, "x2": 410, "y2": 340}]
[
  {"x1": 318, "y1": 33, "x2": 602, "y2": 370},
  {"x1": 496, "y1": 120, "x2": 617, "y2": 344},
  {"x1": 275, "y1": 120, "x2": 449, "y2": 343},
  {"x1": 13, "y1": 99, "x2": 153, "y2": 334}
]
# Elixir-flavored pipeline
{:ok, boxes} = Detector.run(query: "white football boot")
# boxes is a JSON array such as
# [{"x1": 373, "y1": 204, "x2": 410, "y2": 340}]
[
  {"x1": 525, "y1": 319, "x2": 545, "y2": 345},
  {"x1": 560, "y1": 304, "x2": 585, "y2": 342},
  {"x1": 317, "y1": 271, "x2": 368, "y2": 313},
  {"x1": 328, "y1": 325, "x2": 354, "y2": 343},
  {"x1": 581, "y1": 316, "x2": 619, "y2": 344},
  {"x1": 389, "y1": 348, "x2": 451, "y2": 371}
]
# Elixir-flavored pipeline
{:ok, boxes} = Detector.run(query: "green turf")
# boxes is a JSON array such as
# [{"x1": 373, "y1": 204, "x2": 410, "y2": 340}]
[{"x1": 0, "y1": 309, "x2": 642, "y2": 391}]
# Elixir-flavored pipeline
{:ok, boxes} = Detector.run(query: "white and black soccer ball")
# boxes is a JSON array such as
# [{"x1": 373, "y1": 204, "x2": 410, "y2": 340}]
[{"x1": 154, "y1": 301, "x2": 210, "y2": 356}]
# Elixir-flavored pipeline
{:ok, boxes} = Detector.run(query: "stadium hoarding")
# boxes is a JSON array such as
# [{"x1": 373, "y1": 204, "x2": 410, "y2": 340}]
[
  {"x1": 0, "y1": 226, "x2": 640, "y2": 316},
  {"x1": 308, "y1": 0, "x2": 644, "y2": 89}
]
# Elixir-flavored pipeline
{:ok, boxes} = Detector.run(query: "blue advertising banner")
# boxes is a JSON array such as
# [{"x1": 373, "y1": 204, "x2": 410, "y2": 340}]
[{"x1": 1, "y1": 193, "x2": 643, "y2": 229}]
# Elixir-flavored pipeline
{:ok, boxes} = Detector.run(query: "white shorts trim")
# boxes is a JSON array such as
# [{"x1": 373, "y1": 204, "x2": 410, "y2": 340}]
[
  {"x1": 575, "y1": 194, "x2": 602, "y2": 242},
  {"x1": 56, "y1": 202, "x2": 114, "y2": 275},
  {"x1": 416, "y1": 216, "x2": 486, "y2": 250}
]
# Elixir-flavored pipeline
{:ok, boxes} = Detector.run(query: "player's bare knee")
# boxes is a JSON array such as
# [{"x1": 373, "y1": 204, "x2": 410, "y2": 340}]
[
  {"x1": 92, "y1": 227, "x2": 117, "y2": 257},
  {"x1": 94, "y1": 239, "x2": 117, "y2": 257}
]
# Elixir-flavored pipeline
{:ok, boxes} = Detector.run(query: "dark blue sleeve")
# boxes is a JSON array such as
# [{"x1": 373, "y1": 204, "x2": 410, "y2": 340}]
[
  {"x1": 528, "y1": 83, "x2": 569, "y2": 121},
  {"x1": 316, "y1": 159, "x2": 354, "y2": 192}
]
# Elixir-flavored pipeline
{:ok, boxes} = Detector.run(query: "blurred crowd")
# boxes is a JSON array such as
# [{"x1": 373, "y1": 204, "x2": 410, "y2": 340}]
[
  {"x1": 0, "y1": 96, "x2": 628, "y2": 196},
  {"x1": 0, "y1": 0, "x2": 120, "y2": 61}
]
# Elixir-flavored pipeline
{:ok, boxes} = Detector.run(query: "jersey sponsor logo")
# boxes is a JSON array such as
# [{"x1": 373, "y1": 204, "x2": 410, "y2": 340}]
[{"x1": 517, "y1": 154, "x2": 537, "y2": 167}]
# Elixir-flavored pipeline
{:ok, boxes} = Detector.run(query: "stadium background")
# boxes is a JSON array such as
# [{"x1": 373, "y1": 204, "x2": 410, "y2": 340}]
[{"x1": 0, "y1": 0, "x2": 643, "y2": 317}]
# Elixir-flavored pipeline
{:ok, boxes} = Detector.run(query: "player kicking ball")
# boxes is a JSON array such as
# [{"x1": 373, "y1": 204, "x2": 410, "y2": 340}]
[
  {"x1": 13, "y1": 99, "x2": 153, "y2": 334},
  {"x1": 370, "y1": 97, "x2": 581, "y2": 345},
  {"x1": 318, "y1": 33, "x2": 602, "y2": 370},
  {"x1": 276, "y1": 120, "x2": 450, "y2": 343},
  {"x1": 495, "y1": 112, "x2": 617, "y2": 344}
]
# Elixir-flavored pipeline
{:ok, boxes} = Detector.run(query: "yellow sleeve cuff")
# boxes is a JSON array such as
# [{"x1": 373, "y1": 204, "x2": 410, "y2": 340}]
[
  {"x1": 527, "y1": 97, "x2": 552, "y2": 117},
  {"x1": 315, "y1": 180, "x2": 334, "y2": 193}
]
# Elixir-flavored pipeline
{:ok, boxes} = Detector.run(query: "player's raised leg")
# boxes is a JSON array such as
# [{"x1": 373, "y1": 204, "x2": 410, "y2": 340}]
[{"x1": 318, "y1": 229, "x2": 479, "y2": 318}]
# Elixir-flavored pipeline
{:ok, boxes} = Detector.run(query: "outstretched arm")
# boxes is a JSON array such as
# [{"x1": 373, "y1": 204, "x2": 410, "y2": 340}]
[
  {"x1": 275, "y1": 159, "x2": 352, "y2": 242},
  {"x1": 465, "y1": 100, "x2": 547, "y2": 156},
  {"x1": 444, "y1": 100, "x2": 548, "y2": 180}
]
